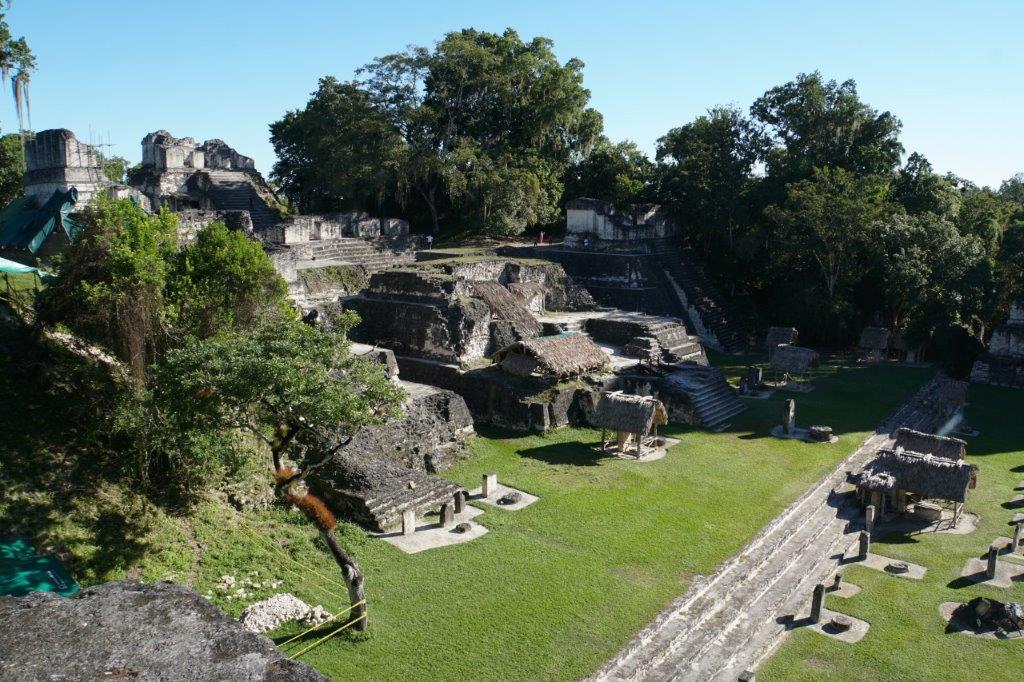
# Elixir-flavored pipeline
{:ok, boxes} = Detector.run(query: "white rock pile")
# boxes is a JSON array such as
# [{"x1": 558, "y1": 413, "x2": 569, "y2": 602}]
[{"x1": 239, "y1": 593, "x2": 334, "y2": 634}]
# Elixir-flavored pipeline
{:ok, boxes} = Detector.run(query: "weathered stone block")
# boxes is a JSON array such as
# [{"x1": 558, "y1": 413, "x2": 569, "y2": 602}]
[{"x1": 402, "y1": 508, "x2": 416, "y2": 536}]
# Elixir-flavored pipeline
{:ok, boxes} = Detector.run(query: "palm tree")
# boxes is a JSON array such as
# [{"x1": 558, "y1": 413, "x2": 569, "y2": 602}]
[{"x1": 0, "y1": 4, "x2": 35, "y2": 137}]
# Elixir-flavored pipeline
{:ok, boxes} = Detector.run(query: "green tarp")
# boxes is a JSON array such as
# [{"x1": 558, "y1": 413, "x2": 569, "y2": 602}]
[
  {"x1": 0, "y1": 255, "x2": 39, "y2": 274},
  {"x1": 0, "y1": 539, "x2": 79, "y2": 597}
]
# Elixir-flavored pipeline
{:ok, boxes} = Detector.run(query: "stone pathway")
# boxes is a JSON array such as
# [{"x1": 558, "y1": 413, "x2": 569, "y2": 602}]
[{"x1": 591, "y1": 373, "x2": 962, "y2": 682}]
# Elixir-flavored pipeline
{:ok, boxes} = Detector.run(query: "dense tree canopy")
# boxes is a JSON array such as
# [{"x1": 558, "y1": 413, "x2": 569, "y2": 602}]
[
  {"x1": 40, "y1": 198, "x2": 400, "y2": 502},
  {"x1": 269, "y1": 32, "x2": 1023, "y2": 359},
  {"x1": 271, "y1": 28, "x2": 600, "y2": 236}
]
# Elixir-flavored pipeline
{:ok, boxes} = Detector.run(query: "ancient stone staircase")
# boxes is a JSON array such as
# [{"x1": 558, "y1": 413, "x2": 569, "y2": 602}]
[
  {"x1": 363, "y1": 473, "x2": 463, "y2": 532},
  {"x1": 644, "y1": 320, "x2": 705, "y2": 364},
  {"x1": 592, "y1": 373, "x2": 965, "y2": 681},
  {"x1": 658, "y1": 248, "x2": 748, "y2": 353},
  {"x1": 204, "y1": 170, "x2": 280, "y2": 231},
  {"x1": 664, "y1": 365, "x2": 745, "y2": 431},
  {"x1": 303, "y1": 237, "x2": 419, "y2": 274}
]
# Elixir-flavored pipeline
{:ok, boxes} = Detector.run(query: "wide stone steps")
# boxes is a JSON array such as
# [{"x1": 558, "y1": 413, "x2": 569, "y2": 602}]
[
  {"x1": 658, "y1": 250, "x2": 747, "y2": 352},
  {"x1": 593, "y1": 373, "x2": 964, "y2": 681},
  {"x1": 364, "y1": 476, "x2": 463, "y2": 530},
  {"x1": 206, "y1": 174, "x2": 280, "y2": 231}
]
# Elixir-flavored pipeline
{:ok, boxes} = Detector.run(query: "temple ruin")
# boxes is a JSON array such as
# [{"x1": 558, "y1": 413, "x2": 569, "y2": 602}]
[
  {"x1": 514, "y1": 198, "x2": 751, "y2": 352},
  {"x1": 970, "y1": 298, "x2": 1024, "y2": 388}
]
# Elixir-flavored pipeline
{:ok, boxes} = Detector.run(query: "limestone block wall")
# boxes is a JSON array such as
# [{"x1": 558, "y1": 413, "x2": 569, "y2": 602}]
[
  {"x1": 24, "y1": 129, "x2": 110, "y2": 205},
  {"x1": 989, "y1": 325, "x2": 1024, "y2": 359}
]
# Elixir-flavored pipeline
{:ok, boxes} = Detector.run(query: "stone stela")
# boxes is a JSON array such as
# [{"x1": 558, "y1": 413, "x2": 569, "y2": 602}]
[
  {"x1": 783, "y1": 399, "x2": 796, "y2": 435},
  {"x1": 482, "y1": 473, "x2": 498, "y2": 498}
]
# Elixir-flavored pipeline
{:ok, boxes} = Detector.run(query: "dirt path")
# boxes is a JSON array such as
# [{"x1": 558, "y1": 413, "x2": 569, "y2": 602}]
[{"x1": 591, "y1": 373, "x2": 963, "y2": 681}]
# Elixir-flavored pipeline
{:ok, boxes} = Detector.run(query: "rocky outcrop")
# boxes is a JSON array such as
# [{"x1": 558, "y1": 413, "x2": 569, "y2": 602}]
[{"x1": 0, "y1": 580, "x2": 326, "y2": 681}]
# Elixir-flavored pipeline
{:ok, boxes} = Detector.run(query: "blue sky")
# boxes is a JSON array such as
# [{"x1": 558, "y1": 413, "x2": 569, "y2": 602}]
[{"x1": 13, "y1": 1, "x2": 1024, "y2": 187}]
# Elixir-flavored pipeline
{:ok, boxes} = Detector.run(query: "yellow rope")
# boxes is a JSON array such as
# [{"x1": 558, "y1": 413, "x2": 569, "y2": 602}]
[
  {"x1": 289, "y1": 612, "x2": 367, "y2": 660},
  {"x1": 232, "y1": 518, "x2": 354, "y2": 595},
  {"x1": 277, "y1": 599, "x2": 366, "y2": 649},
  {"x1": 229, "y1": 522, "x2": 351, "y2": 608}
]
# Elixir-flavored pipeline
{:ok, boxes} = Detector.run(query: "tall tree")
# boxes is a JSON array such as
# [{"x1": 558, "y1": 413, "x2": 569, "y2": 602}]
[
  {"x1": 751, "y1": 71, "x2": 903, "y2": 181},
  {"x1": 765, "y1": 167, "x2": 893, "y2": 338},
  {"x1": 0, "y1": 130, "x2": 23, "y2": 205},
  {"x1": 999, "y1": 172, "x2": 1024, "y2": 205},
  {"x1": 892, "y1": 152, "x2": 961, "y2": 218},
  {"x1": 563, "y1": 136, "x2": 653, "y2": 208},
  {"x1": 655, "y1": 107, "x2": 758, "y2": 256},
  {"x1": 272, "y1": 28, "x2": 601, "y2": 236},
  {"x1": 0, "y1": 3, "x2": 34, "y2": 133}
]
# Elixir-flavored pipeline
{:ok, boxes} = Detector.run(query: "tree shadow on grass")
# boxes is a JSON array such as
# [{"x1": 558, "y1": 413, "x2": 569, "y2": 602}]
[
  {"x1": 517, "y1": 441, "x2": 608, "y2": 466},
  {"x1": 0, "y1": 322, "x2": 155, "y2": 582}
]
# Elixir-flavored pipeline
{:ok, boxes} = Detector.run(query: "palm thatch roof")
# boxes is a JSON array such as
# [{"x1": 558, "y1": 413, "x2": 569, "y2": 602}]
[
  {"x1": 765, "y1": 327, "x2": 798, "y2": 350},
  {"x1": 491, "y1": 333, "x2": 609, "y2": 378},
  {"x1": 859, "y1": 326, "x2": 891, "y2": 350},
  {"x1": 893, "y1": 427, "x2": 966, "y2": 461},
  {"x1": 856, "y1": 449, "x2": 976, "y2": 503},
  {"x1": 470, "y1": 281, "x2": 542, "y2": 338},
  {"x1": 506, "y1": 282, "x2": 546, "y2": 303},
  {"x1": 770, "y1": 344, "x2": 819, "y2": 374},
  {"x1": 590, "y1": 391, "x2": 668, "y2": 434}
]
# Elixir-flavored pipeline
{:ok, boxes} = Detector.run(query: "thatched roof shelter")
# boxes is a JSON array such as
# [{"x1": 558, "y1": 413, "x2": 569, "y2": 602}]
[
  {"x1": 893, "y1": 427, "x2": 966, "y2": 461},
  {"x1": 770, "y1": 344, "x2": 819, "y2": 374},
  {"x1": 590, "y1": 391, "x2": 668, "y2": 434},
  {"x1": 856, "y1": 449, "x2": 976, "y2": 503},
  {"x1": 470, "y1": 281, "x2": 542, "y2": 338},
  {"x1": 506, "y1": 282, "x2": 546, "y2": 306},
  {"x1": 859, "y1": 326, "x2": 891, "y2": 350},
  {"x1": 491, "y1": 333, "x2": 608, "y2": 378},
  {"x1": 766, "y1": 327, "x2": 798, "y2": 350}
]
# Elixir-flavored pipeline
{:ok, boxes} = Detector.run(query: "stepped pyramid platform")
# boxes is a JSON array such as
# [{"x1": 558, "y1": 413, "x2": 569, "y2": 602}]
[
  {"x1": 204, "y1": 169, "x2": 281, "y2": 231},
  {"x1": 663, "y1": 364, "x2": 746, "y2": 431}
]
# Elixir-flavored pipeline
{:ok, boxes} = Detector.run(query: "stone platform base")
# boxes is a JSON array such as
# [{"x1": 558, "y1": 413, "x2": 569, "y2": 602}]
[
  {"x1": 874, "y1": 510, "x2": 978, "y2": 536},
  {"x1": 770, "y1": 425, "x2": 839, "y2": 444},
  {"x1": 375, "y1": 506, "x2": 486, "y2": 554},
  {"x1": 594, "y1": 436, "x2": 680, "y2": 463},
  {"x1": 958, "y1": 556, "x2": 1024, "y2": 588},
  {"x1": 827, "y1": 580, "x2": 861, "y2": 599},
  {"x1": 468, "y1": 483, "x2": 538, "y2": 511},
  {"x1": 842, "y1": 546, "x2": 927, "y2": 579},
  {"x1": 802, "y1": 608, "x2": 870, "y2": 643}
]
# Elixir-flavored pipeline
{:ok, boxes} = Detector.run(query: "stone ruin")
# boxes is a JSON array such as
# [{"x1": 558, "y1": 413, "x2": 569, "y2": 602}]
[
  {"x1": 507, "y1": 199, "x2": 750, "y2": 352},
  {"x1": 971, "y1": 298, "x2": 1024, "y2": 388},
  {"x1": 0, "y1": 580, "x2": 325, "y2": 681},
  {"x1": 24, "y1": 129, "x2": 116, "y2": 207},
  {"x1": 563, "y1": 198, "x2": 678, "y2": 252}
]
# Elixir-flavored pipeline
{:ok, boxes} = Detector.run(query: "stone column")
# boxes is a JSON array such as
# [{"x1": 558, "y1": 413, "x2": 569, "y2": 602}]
[
  {"x1": 986, "y1": 544, "x2": 998, "y2": 580},
  {"x1": 783, "y1": 399, "x2": 796, "y2": 435},
  {"x1": 1013, "y1": 521, "x2": 1022, "y2": 552},
  {"x1": 482, "y1": 472, "x2": 498, "y2": 498},
  {"x1": 402, "y1": 508, "x2": 416, "y2": 536},
  {"x1": 865, "y1": 504, "x2": 876, "y2": 534},
  {"x1": 453, "y1": 490, "x2": 466, "y2": 514},
  {"x1": 439, "y1": 502, "x2": 454, "y2": 528},
  {"x1": 858, "y1": 531, "x2": 870, "y2": 560},
  {"x1": 895, "y1": 490, "x2": 907, "y2": 513},
  {"x1": 810, "y1": 583, "x2": 825, "y2": 624},
  {"x1": 832, "y1": 573, "x2": 843, "y2": 591}
]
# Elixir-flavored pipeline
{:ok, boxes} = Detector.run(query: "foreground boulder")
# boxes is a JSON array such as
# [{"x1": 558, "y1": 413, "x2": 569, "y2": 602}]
[{"x1": 0, "y1": 580, "x2": 326, "y2": 681}]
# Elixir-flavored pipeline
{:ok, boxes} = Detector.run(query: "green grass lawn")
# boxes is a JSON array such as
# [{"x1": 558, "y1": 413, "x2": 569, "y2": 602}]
[
  {"x1": 759, "y1": 381, "x2": 1024, "y2": 682},
  {"x1": 1, "y1": 359, "x2": 936, "y2": 680}
]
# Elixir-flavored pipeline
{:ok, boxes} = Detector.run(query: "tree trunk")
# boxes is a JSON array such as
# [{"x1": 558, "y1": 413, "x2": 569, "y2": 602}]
[{"x1": 320, "y1": 530, "x2": 368, "y2": 631}]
